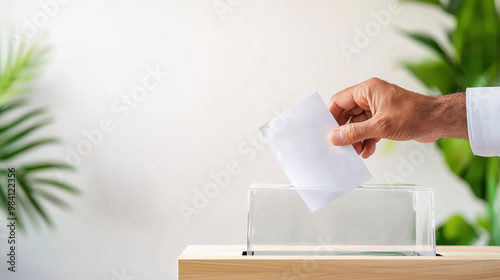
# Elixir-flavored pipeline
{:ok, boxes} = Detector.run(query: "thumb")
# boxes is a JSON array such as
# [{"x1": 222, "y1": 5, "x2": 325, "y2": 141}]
[{"x1": 330, "y1": 118, "x2": 377, "y2": 145}]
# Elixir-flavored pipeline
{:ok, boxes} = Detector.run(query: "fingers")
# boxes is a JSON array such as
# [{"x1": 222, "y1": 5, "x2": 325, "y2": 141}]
[
  {"x1": 328, "y1": 86, "x2": 357, "y2": 122},
  {"x1": 350, "y1": 111, "x2": 369, "y2": 123},
  {"x1": 336, "y1": 106, "x2": 368, "y2": 126},
  {"x1": 328, "y1": 78, "x2": 387, "y2": 158},
  {"x1": 360, "y1": 139, "x2": 377, "y2": 159},
  {"x1": 328, "y1": 82, "x2": 371, "y2": 122},
  {"x1": 350, "y1": 106, "x2": 364, "y2": 116},
  {"x1": 347, "y1": 112, "x2": 378, "y2": 158},
  {"x1": 338, "y1": 110, "x2": 352, "y2": 126},
  {"x1": 352, "y1": 142, "x2": 363, "y2": 154},
  {"x1": 350, "y1": 139, "x2": 379, "y2": 158}
]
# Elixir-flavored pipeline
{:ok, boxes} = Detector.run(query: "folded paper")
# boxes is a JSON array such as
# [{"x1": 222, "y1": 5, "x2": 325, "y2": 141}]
[{"x1": 259, "y1": 92, "x2": 372, "y2": 212}]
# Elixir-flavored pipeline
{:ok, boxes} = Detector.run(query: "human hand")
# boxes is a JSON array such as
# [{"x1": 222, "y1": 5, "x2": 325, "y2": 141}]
[{"x1": 328, "y1": 78, "x2": 467, "y2": 158}]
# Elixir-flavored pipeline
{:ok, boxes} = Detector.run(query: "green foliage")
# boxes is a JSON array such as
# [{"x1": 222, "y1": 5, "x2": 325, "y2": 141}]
[
  {"x1": 401, "y1": 0, "x2": 441, "y2": 5},
  {"x1": 404, "y1": 59, "x2": 459, "y2": 93},
  {"x1": 0, "y1": 36, "x2": 79, "y2": 231},
  {"x1": 401, "y1": 0, "x2": 500, "y2": 245},
  {"x1": 436, "y1": 214, "x2": 478, "y2": 245},
  {"x1": 0, "y1": 38, "x2": 50, "y2": 106},
  {"x1": 382, "y1": 139, "x2": 398, "y2": 156},
  {"x1": 453, "y1": 0, "x2": 498, "y2": 86}
]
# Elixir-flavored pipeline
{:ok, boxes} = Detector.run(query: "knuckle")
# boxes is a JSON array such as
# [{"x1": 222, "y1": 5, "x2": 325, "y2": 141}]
[
  {"x1": 366, "y1": 77, "x2": 382, "y2": 86},
  {"x1": 363, "y1": 77, "x2": 386, "y2": 98},
  {"x1": 329, "y1": 94, "x2": 337, "y2": 104}
]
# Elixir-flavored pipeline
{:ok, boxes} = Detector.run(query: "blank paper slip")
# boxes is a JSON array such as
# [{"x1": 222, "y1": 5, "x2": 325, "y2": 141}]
[{"x1": 259, "y1": 92, "x2": 372, "y2": 212}]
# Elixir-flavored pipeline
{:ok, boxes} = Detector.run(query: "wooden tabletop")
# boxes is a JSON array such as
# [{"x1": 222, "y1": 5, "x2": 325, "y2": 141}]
[{"x1": 178, "y1": 245, "x2": 500, "y2": 279}]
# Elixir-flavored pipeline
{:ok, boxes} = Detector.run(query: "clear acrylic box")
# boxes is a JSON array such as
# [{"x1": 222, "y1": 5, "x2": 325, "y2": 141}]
[{"x1": 247, "y1": 184, "x2": 435, "y2": 256}]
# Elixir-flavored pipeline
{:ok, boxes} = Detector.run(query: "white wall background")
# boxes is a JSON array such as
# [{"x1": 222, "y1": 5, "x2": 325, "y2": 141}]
[{"x1": 0, "y1": 0, "x2": 486, "y2": 279}]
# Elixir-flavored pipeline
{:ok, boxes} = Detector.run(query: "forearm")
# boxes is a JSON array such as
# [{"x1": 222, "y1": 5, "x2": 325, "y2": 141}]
[{"x1": 427, "y1": 92, "x2": 468, "y2": 141}]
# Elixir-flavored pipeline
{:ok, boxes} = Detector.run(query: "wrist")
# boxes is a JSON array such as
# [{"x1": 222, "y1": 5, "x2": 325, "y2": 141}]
[{"x1": 430, "y1": 92, "x2": 468, "y2": 140}]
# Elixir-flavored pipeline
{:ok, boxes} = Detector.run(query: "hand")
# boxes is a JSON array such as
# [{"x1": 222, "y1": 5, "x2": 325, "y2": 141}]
[{"x1": 328, "y1": 77, "x2": 467, "y2": 158}]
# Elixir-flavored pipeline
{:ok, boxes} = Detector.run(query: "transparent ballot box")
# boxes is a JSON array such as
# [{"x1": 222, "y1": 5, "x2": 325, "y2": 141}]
[{"x1": 247, "y1": 184, "x2": 435, "y2": 256}]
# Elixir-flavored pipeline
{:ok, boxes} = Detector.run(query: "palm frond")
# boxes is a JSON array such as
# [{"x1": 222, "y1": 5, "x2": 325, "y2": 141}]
[
  {"x1": 0, "y1": 181, "x2": 8, "y2": 211},
  {"x1": 0, "y1": 138, "x2": 59, "y2": 160},
  {"x1": 0, "y1": 99, "x2": 26, "y2": 116},
  {"x1": 0, "y1": 118, "x2": 53, "y2": 146},
  {"x1": 34, "y1": 189, "x2": 71, "y2": 210},
  {"x1": 0, "y1": 34, "x2": 78, "y2": 231},
  {"x1": 0, "y1": 35, "x2": 50, "y2": 105},
  {"x1": 16, "y1": 173, "x2": 53, "y2": 228},
  {"x1": 33, "y1": 178, "x2": 81, "y2": 195},
  {"x1": 0, "y1": 108, "x2": 45, "y2": 134},
  {"x1": 21, "y1": 162, "x2": 75, "y2": 173}
]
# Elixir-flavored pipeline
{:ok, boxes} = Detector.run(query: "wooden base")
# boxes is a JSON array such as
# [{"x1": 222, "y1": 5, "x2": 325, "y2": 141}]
[{"x1": 178, "y1": 245, "x2": 500, "y2": 279}]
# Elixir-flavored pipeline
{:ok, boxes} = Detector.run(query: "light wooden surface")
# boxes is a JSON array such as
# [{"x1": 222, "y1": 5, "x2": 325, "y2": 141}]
[{"x1": 178, "y1": 245, "x2": 500, "y2": 280}]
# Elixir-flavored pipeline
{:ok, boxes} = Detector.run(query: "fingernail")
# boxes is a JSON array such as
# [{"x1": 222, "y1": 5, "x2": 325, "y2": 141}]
[{"x1": 330, "y1": 129, "x2": 345, "y2": 145}]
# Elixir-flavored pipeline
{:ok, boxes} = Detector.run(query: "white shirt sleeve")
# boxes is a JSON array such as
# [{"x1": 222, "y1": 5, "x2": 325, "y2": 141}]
[{"x1": 466, "y1": 87, "x2": 500, "y2": 157}]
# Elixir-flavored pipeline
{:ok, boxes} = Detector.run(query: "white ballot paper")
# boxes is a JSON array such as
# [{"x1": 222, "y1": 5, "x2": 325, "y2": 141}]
[{"x1": 259, "y1": 92, "x2": 372, "y2": 212}]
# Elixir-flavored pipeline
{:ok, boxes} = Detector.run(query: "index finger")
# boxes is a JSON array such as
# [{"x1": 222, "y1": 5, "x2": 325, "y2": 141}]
[{"x1": 328, "y1": 82, "x2": 371, "y2": 122}]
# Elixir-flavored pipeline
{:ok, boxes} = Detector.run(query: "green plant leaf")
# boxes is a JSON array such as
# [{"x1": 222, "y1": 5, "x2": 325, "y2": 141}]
[
  {"x1": 0, "y1": 37, "x2": 49, "y2": 105},
  {"x1": 477, "y1": 212, "x2": 491, "y2": 232},
  {"x1": 0, "y1": 118, "x2": 53, "y2": 147},
  {"x1": 0, "y1": 138, "x2": 59, "y2": 160},
  {"x1": 33, "y1": 178, "x2": 80, "y2": 195},
  {"x1": 399, "y1": 30, "x2": 466, "y2": 83},
  {"x1": 401, "y1": 0, "x2": 440, "y2": 5},
  {"x1": 436, "y1": 214, "x2": 478, "y2": 245},
  {"x1": 15, "y1": 189, "x2": 39, "y2": 231},
  {"x1": 437, "y1": 138, "x2": 472, "y2": 176},
  {"x1": 462, "y1": 156, "x2": 489, "y2": 199},
  {"x1": 382, "y1": 139, "x2": 398, "y2": 156},
  {"x1": 0, "y1": 99, "x2": 26, "y2": 116},
  {"x1": 443, "y1": 0, "x2": 462, "y2": 14},
  {"x1": 0, "y1": 181, "x2": 8, "y2": 211},
  {"x1": 486, "y1": 157, "x2": 499, "y2": 204},
  {"x1": 497, "y1": 7, "x2": 500, "y2": 86},
  {"x1": 453, "y1": 0, "x2": 499, "y2": 85},
  {"x1": 21, "y1": 162, "x2": 74, "y2": 173},
  {"x1": 34, "y1": 189, "x2": 71, "y2": 210},
  {"x1": 492, "y1": 191, "x2": 500, "y2": 245},
  {"x1": 16, "y1": 174, "x2": 53, "y2": 227},
  {"x1": 402, "y1": 0, "x2": 500, "y2": 246},
  {"x1": 485, "y1": 157, "x2": 499, "y2": 245},
  {"x1": 12, "y1": 40, "x2": 28, "y2": 76},
  {"x1": 404, "y1": 59, "x2": 460, "y2": 94},
  {"x1": 1, "y1": 39, "x2": 15, "y2": 92},
  {"x1": 400, "y1": 31, "x2": 447, "y2": 59},
  {"x1": 437, "y1": 138, "x2": 494, "y2": 201},
  {"x1": 0, "y1": 108, "x2": 45, "y2": 134},
  {"x1": 0, "y1": 36, "x2": 76, "y2": 231}
]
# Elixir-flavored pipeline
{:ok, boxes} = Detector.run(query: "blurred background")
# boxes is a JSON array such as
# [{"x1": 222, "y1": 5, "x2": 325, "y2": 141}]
[{"x1": 0, "y1": 0, "x2": 498, "y2": 279}]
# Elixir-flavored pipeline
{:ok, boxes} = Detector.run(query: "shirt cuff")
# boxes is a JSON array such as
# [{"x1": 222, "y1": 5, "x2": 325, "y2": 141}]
[{"x1": 466, "y1": 87, "x2": 500, "y2": 157}]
